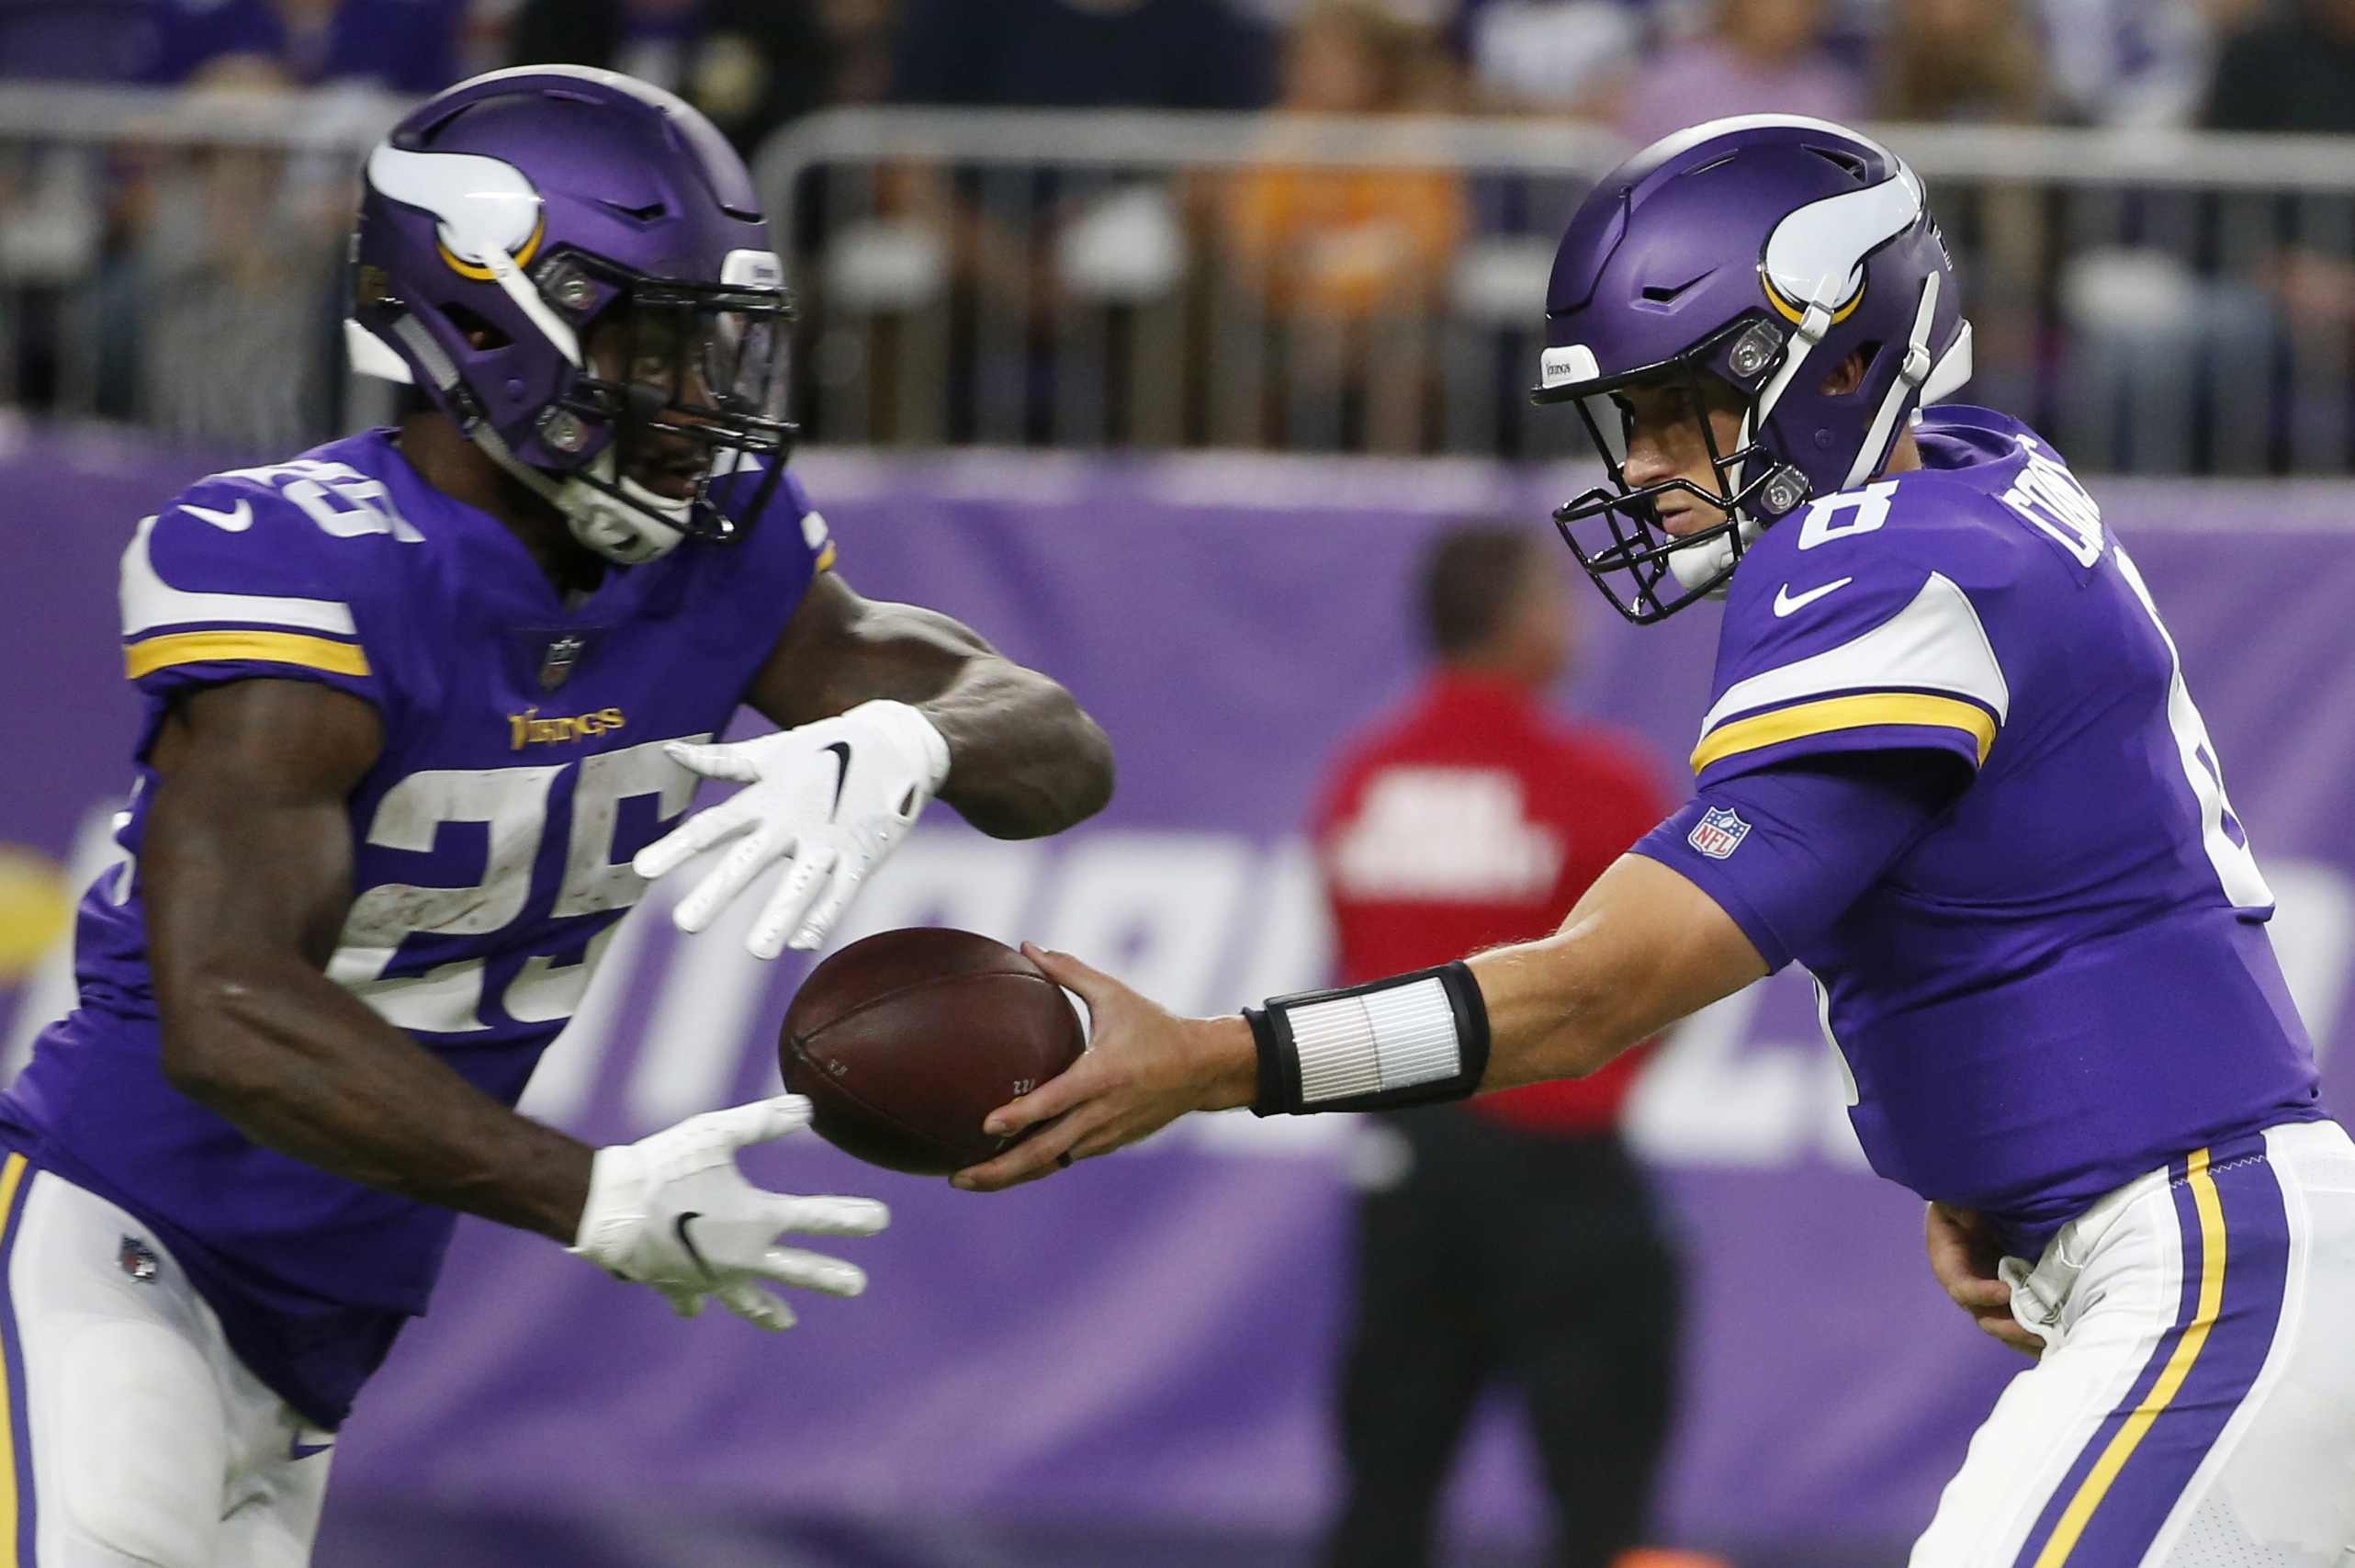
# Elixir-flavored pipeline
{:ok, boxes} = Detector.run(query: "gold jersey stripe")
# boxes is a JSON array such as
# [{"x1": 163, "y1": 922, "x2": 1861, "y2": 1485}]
[
  {"x1": 0, "y1": 1151, "x2": 28, "y2": 1563},
  {"x1": 815, "y1": 539, "x2": 838, "y2": 573},
  {"x1": 126, "y1": 629, "x2": 371, "y2": 681},
  {"x1": 2028, "y1": 1147, "x2": 2227, "y2": 1568},
  {"x1": 1692, "y1": 691, "x2": 1997, "y2": 774}
]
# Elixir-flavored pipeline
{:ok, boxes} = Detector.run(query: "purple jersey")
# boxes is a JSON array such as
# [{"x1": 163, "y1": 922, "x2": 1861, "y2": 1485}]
[
  {"x1": 1, "y1": 429, "x2": 831, "y2": 1427},
  {"x1": 1648, "y1": 407, "x2": 2321, "y2": 1255}
]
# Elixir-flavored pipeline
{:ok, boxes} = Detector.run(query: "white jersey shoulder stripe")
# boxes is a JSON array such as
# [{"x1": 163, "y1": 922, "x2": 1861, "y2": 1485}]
[
  {"x1": 1699, "y1": 571, "x2": 2009, "y2": 740},
  {"x1": 119, "y1": 513, "x2": 359, "y2": 639}
]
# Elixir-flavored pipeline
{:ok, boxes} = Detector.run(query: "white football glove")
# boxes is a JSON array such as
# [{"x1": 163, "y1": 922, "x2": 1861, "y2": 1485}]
[
  {"x1": 569, "y1": 1095, "x2": 889, "y2": 1329},
  {"x1": 634, "y1": 699, "x2": 952, "y2": 958}
]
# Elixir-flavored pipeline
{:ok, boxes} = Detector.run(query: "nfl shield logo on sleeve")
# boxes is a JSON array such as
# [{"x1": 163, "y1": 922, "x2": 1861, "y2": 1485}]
[{"x1": 1688, "y1": 806, "x2": 1752, "y2": 859}]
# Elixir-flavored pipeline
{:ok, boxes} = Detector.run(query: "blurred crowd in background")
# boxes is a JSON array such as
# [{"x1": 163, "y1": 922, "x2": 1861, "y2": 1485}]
[
  {"x1": 8, "y1": 0, "x2": 2355, "y2": 461},
  {"x1": 7, "y1": 0, "x2": 2355, "y2": 144}
]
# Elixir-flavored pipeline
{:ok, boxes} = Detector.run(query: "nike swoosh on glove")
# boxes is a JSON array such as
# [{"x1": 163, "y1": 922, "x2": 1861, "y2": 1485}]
[
  {"x1": 569, "y1": 1095, "x2": 889, "y2": 1329},
  {"x1": 633, "y1": 699, "x2": 952, "y2": 958}
]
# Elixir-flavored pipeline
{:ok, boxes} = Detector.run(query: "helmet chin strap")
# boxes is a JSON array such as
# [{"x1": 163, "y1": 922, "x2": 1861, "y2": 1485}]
[
  {"x1": 1667, "y1": 517, "x2": 1762, "y2": 593},
  {"x1": 1842, "y1": 272, "x2": 1941, "y2": 491},
  {"x1": 1730, "y1": 293, "x2": 1837, "y2": 504},
  {"x1": 1678, "y1": 271, "x2": 1926, "y2": 599},
  {"x1": 475, "y1": 422, "x2": 694, "y2": 566},
  {"x1": 1675, "y1": 295, "x2": 1833, "y2": 598},
  {"x1": 554, "y1": 455, "x2": 696, "y2": 566},
  {"x1": 1682, "y1": 289, "x2": 1956, "y2": 602},
  {"x1": 480, "y1": 244, "x2": 582, "y2": 368},
  {"x1": 387, "y1": 314, "x2": 694, "y2": 566},
  {"x1": 1681, "y1": 289, "x2": 1835, "y2": 606}
]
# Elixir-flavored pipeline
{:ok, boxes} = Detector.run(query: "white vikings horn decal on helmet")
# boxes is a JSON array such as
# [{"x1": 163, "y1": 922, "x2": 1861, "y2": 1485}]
[
  {"x1": 366, "y1": 144, "x2": 543, "y2": 267},
  {"x1": 366, "y1": 144, "x2": 580, "y2": 367},
  {"x1": 1746, "y1": 162, "x2": 1929, "y2": 437},
  {"x1": 1759, "y1": 164, "x2": 1926, "y2": 325}
]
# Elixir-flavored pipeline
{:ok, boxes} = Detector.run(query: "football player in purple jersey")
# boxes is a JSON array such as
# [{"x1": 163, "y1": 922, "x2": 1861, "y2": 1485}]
[
  {"x1": 968, "y1": 117, "x2": 2355, "y2": 1567},
  {"x1": 0, "y1": 68, "x2": 1111, "y2": 1562}
]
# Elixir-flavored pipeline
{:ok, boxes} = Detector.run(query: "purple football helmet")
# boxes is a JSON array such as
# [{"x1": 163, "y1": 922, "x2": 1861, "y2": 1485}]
[
  {"x1": 1535, "y1": 116, "x2": 1973, "y2": 622},
  {"x1": 349, "y1": 67, "x2": 794, "y2": 564}
]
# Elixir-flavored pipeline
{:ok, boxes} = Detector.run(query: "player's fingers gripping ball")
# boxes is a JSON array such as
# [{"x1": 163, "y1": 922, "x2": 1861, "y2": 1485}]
[
  {"x1": 634, "y1": 699, "x2": 952, "y2": 959},
  {"x1": 569, "y1": 1093, "x2": 890, "y2": 1329},
  {"x1": 953, "y1": 943, "x2": 1208, "y2": 1190},
  {"x1": 780, "y1": 928, "x2": 1087, "y2": 1177}
]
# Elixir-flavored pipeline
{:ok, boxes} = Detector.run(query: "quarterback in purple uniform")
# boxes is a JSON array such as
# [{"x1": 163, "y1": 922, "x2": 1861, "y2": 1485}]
[
  {"x1": 0, "y1": 69, "x2": 1111, "y2": 1564},
  {"x1": 964, "y1": 118, "x2": 2355, "y2": 1568}
]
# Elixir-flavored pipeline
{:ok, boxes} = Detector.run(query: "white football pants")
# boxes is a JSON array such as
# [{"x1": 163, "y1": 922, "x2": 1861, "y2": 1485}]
[
  {"x1": 0, "y1": 1155, "x2": 332, "y2": 1567},
  {"x1": 1913, "y1": 1119, "x2": 2355, "y2": 1568}
]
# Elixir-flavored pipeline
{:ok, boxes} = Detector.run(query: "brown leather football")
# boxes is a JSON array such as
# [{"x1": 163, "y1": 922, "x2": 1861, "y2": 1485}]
[{"x1": 779, "y1": 927, "x2": 1086, "y2": 1176}]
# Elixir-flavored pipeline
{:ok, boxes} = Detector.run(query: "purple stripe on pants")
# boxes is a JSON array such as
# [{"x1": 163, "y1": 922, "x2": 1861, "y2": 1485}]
[
  {"x1": 0, "y1": 1157, "x2": 40, "y2": 1567},
  {"x1": 2009, "y1": 1133, "x2": 2289, "y2": 1567}
]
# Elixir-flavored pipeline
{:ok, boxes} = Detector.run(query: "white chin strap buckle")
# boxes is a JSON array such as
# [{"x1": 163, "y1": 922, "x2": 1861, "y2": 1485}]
[
  {"x1": 1667, "y1": 516, "x2": 1763, "y2": 593},
  {"x1": 558, "y1": 460, "x2": 698, "y2": 566},
  {"x1": 1664, "y1": 457, "x2": 1797, "y2": 596}
]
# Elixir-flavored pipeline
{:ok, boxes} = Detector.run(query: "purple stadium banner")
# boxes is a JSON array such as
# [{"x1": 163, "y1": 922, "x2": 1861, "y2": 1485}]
[{"x1": 4, "y1": 425, "x2": 2353, "y2": 1562}]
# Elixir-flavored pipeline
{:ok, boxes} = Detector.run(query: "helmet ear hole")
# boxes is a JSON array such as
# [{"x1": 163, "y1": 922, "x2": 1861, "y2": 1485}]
[
  {"x1": 441, "y1": 301, "x2": 513, "y2": 352},
  {"x1": 1819, "y1": 344, "x2": 1878, "y2": 398}
]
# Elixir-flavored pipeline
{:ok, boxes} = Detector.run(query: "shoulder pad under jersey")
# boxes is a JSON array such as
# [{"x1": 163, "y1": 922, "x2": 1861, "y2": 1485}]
[
  {"x1": 119, "y1": 457, "x2": 424, "y2": 708},
  {"x1": 1694, "y1": 473, "x2": 2028, "y2": 787}
]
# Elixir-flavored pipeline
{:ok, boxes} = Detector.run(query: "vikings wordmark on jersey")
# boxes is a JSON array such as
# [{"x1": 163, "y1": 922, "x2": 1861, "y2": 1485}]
[{"x1": 0, "y1": 431, "x2": 830, "y2": 1430}]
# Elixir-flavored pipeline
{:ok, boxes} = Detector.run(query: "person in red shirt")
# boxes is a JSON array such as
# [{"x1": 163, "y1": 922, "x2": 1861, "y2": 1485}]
[{"x1": 1312, "y1": 524, "x2": 1681, "y2": 1568}]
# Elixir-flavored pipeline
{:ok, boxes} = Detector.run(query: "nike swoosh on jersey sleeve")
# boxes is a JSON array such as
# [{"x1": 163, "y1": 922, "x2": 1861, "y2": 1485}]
[
  {"x1": 119, "y1": 510, "x2": 369, "y2": 680},
  {"x1": 121, "y1": 513, "x2": 357, "y2": 637},
  {"x1": 1693, "y1": 572, "x2": 2008, "y2": 776}
]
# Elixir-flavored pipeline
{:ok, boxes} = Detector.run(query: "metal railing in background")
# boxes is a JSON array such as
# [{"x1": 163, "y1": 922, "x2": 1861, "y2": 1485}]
[
  {"x1": 0, "y1": 84, "x2": 407, "y2": 455},
  {"x1": 757, "y1": 109, "x2": 1627, "y2": 462},
  {"x1": 11, "y1": 85, "x2": 2355, "y2": 474},
  {"x1": 1886, "y1": 123, "x2": 2355, "y2": 475},
  {"x1": 759, "y1": 109, "x2": 2355, "y2": 474}
]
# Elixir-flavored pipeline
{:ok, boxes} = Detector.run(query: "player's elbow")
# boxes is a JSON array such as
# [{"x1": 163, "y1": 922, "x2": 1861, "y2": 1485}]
[
  {"x1": 157, "y1": 1036, "x2": 251, "y2": 1109},
  {"x1": 955, "y1": 706, "x2": 1116, "y2": 839},
  {"x1": 154, "y1": 975, "x2": 288, "y2": 1107},
  {"x1": 1048, "y1": 712, "x2": 1117, "y2": 828}
]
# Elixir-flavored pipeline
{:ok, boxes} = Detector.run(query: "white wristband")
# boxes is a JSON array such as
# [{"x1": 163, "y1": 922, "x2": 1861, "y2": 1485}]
[
  {"x1": 1288, "y1": 977, "x2": 1462, "y2": 1103},
  {"x1": 1246, "y1": 962, "x2": 1492, "y2": 1116}
]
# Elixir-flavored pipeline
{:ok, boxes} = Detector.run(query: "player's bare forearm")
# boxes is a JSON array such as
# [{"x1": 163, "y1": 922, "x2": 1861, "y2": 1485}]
[
  {"x1": 145, "y1": 681, "x2": 592, "y2": 1244},
  {"x1": 955, "y1": 855, "x2": 1763, "y2": 1190},
  {"x1": 749, "y1": 570, "x2": 1113, "y2": 838},
  {"x1": 1471, "y1": 853, "x2": 1766, "y2": 1088},
  {"x1": 914, "y1": 648, "x2": 1114, "y2": 839},
  {"x1": 158, "y1": 942, "x2": 592, "y2": 1241}
]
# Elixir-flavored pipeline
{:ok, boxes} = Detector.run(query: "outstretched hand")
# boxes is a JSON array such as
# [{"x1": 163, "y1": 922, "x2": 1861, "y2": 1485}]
[
  {"x1": 570, "y1": 1095, "x2": 889, "y2": 1329},
  {"x1": 631, "y1": 700, "x2": 949, "y2": 959},
  {"x1": 952, "y1": 945, "x2": 1260, "y2": 1191},
  {"x1": 1925, "y1": 1201, "x2": 2045, "y2": 1359}
]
